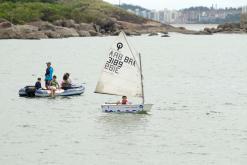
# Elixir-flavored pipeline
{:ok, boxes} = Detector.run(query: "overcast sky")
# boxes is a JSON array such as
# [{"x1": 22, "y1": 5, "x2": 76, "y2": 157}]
[{"x1": 104, "y1": 0, "x2": 246, "y2": 10}]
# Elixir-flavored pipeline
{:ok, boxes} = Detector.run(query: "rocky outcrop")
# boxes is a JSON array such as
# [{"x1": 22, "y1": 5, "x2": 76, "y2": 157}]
[
  {"x1": 0, "y1": 19, "x2": 114, "y2": 39},
  {"x1": 203, "y1": 23, "x2": 247, "y2": 34},
  {"x1": 0, "y1": 20, "x2": 96, "y2": 39},
  {"x1": 29, "y1": 21, "x2": 80, "y2": 38},
  {"x1": 4, "y1": 18, "x2": 244, "y2": 39}
]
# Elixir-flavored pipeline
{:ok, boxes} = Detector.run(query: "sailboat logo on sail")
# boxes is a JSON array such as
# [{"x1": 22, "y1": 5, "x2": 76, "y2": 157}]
[{"x1": 117, "y1": 42, "x2": 123, "y2": 50}]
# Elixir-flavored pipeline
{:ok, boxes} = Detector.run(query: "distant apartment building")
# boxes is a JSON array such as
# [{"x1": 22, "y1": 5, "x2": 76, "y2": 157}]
[
  {"x1": 241, "y1": 5, "x2": 247, "y2": 29},
  {"x1": 141, "y1": 10, "x2": 148, "y2": 18},
  {"x1": 242, "y1": 5, "x2": 247, "y2": 13},
  {"x1": 145, "y1": 9, "x2": 180, "y2": 24},
  {"x1": 148, "y1": 10, "x2": 159, "y2": 21}
]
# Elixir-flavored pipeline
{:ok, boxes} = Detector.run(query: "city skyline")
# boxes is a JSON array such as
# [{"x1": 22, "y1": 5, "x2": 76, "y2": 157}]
[
  {"x1": 126, "y1": 6, "x2": 241, "y2": 24},
  {"x1": 104, "y1": 0, "x2": 246, "y2": 10}
]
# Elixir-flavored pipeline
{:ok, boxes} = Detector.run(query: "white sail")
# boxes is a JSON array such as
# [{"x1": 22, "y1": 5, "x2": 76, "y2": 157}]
[{"x1": 95, "y1": 31, "x2": 142, "y2": 97}]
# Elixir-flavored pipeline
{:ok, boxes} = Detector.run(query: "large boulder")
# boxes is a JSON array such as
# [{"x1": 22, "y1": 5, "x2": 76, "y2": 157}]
[
  {"x1": 111, "y1": 30, "x2": 121, "y2": 36},
  {"x1": 0, "y1": 27, "x2": 19, "y2": 39},
  {"x1": 53, "y1": 19, "x2": 79, "y2": 28},
  {"x1": 0, "y1": 18, "x2": 8, "y2": 23},
  {"x1": 78, "y1": 23, "x2": 95, "y2": 31},
  {"x1": 54, "y1": 27, "x2": 79, "y2": 38},
  {"x1": 0, "y1": 25, "x2": 47, "y2": 39},
  {"x1": 162, "y1": 31, "x2": 168, "y2": 34},
  {"x1": 0, "y1": 21, "x2": 12, "y2": 29},
  {"x1": 88, "y1": 30, "x2": 101, "y2": 36},
  {"x1": 16, "y1": 25, "x2": 39, "y2": 33},
  {"x1": 161, "y1": 34, "x2": 170, "y2": 37},
  {"x1": 28, "y1": 21, "x2": 56, "y2": 31},
  {"x1": 95, "y1": 18, "x2": 121, "y2": 33},
  {"x1": 21, "y1": 31, "x2": 48, "y2": 39},
  {"x1": 44, "y1": 30, "x2": 61, "y2": 38},
  {"x1": 215, "y1": 27, "x2": 223, "y2": 32},
  {"x1": 94, "y1": 24, "x2": 101, "y2": 33},
  {"x1": 77, "y1": 30, "x2": 91, "y2": 37},
  {"x1": 178, "y1": 27, "x2": 186, "y2": 30},
  {"x1": 124, "y1": 30, "x2": 141, "y2": 36},
  {"x1": 203, "y1": 27, "x2": 213, "y2": 34},
  {"x1": 113, "y1": 22, "x2": 122, "y2": 31}
]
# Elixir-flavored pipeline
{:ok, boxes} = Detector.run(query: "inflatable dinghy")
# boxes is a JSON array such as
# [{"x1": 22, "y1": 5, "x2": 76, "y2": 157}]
[{"x1": 19, "y1": 84, "x2": 85, "y2": 97}]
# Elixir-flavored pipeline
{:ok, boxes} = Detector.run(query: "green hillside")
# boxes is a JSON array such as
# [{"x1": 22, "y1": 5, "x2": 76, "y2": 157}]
[{"x1": 0, "y1": 0, "x2": 146, "y2": 24}]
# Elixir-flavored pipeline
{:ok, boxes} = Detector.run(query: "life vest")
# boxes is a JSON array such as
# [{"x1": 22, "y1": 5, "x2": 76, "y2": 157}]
[{"x1": 122, "y1": 99, "x2": 128, "y2": 104}]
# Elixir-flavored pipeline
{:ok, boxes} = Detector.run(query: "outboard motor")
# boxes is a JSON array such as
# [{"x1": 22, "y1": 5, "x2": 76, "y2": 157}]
[{"x1": 25, "y1": 86, "x2": 36, "y2": 97}]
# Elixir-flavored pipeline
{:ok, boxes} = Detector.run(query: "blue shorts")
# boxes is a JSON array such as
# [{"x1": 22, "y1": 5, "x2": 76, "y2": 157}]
[{"x1": 45, "y1": 80, "x2": 51, "y2": 86}]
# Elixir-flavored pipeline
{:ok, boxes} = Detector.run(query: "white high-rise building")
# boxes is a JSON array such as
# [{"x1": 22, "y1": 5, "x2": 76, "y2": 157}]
[
  {"x1": 170, "y1": 10, "x2": 179, "y2": 23},
  {"x1": 154, "y1": 10, "x2": 160, "y2": 21},
  {"x1": 127, "y1": 9, "x2": 134, "y2": 14},
  {"x1": 135, "y1": 8, "x2": 140, "y2": 15},
  {"x1": 163, "y1": 8, "x2": 171, "y2": 23},
  {"x1": 141, "y1": 10, "x2": 148, "y2": 18},
  {"x1": 242, "y1": 6, "x2": 247, "y2": 13}
]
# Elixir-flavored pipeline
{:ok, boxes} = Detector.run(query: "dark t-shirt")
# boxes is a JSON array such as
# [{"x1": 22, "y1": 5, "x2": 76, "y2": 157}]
[{"x1": 35, "y1": 82, "x2": 42, "y2": 89}]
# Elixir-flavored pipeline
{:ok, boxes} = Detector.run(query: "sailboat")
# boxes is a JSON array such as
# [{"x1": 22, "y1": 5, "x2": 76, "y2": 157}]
[{"x1": 95, "y1": 31, "x2": 153, "y2": 113}]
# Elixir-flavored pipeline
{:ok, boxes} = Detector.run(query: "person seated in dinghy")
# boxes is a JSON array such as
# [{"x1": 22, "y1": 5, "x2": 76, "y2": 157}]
[
  {"x1": 49, "y1": 75, "x2": 60, "y2": 97},
  {"x1": 61, "y1": 73, "x2": 72, "y2": 90},
  {"x1": 117, "y1": 96, "x2": 130, "y2": 105},
  {"x1": 35, "y1": 77, "x2": 42, "y2": 90}
]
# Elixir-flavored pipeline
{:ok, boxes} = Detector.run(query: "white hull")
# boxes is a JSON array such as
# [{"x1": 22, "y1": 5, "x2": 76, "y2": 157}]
[{"x1": 101, "y1": 104, "x2": 153, "y2": 113}]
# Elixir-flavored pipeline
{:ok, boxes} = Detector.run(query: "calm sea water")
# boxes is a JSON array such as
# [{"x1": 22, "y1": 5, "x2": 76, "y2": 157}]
[{"x1": 0, "y1": 29, "x2": 247, "y2": 165}]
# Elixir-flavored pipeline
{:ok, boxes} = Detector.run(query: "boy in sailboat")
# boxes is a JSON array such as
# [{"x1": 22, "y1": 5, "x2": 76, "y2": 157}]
[
  {"x1": 105, "y1": 96, "x2": 130, "y2": 105},
  {"x1": 117, "y1": 96, "x2": 129, "y2": 105}
]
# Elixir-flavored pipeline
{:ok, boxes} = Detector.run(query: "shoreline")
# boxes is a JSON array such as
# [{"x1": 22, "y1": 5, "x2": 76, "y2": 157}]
[{"x1": 0, "y1": 20, "x2": 246, "y2": 40}]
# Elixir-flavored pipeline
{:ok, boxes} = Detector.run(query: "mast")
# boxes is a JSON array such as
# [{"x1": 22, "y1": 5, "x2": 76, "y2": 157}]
[{"x1": 139, "y1": 53, "x2": 145, "y2": 105}]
